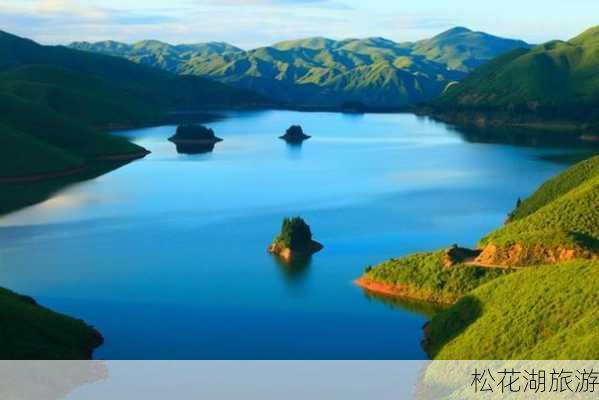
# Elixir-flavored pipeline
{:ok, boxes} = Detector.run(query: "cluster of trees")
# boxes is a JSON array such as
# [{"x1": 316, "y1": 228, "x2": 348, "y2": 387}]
[{"x1": 276, "y1": 217, "x2": 313, "y2": 250}]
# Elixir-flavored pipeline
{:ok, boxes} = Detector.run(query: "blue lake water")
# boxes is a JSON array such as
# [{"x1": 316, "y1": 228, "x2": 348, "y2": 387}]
[{"x1": 0, "y1": 111, "x2": 587, "y2": 359}]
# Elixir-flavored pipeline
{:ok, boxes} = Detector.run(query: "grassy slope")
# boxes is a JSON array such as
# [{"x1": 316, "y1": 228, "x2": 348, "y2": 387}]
[
  {"x1": 361, "y1": 155, "x2": 599, "y2": 359},
  {"x1": 511, "y1": 155, "x2": 599, "y2": 220},
  {"x1": 410, "y1": 27, "x2": 530, "y2": 72},
  {"x1": 0, "y1": 92, "x2": 143, "y2": 159},
  {"x1": 0, "y1": 30, "x2": 265, "y2": 109},
  {"x1": 0, "y1": 65, "x2": 160, "y2": 126},
  {"x1": 70, "y1": 28, "x2": 528, "y2": 107},
  {"x1": 362, "y1": 251, "x2": 510, "y2": 304},
  {"x1": 427, "y1": 260, "x2": 599, "y2": 359},
  {"x1": 481, "y1": 166, "x2": 599, "y2": 251},
  {"x1": 433, "y1": 25, "x2": 599, "y2": 123},
  {"x1": 0, "y1": 287, "x2": 102, "y2": 359},
  {"x1": 0, "y1": 124, "x2": 83, "y2": 177}
]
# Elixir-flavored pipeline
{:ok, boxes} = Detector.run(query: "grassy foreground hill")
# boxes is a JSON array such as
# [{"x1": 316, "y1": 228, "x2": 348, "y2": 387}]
[
  {"x1": 0, "y1": 287, "x2": 103, "y2": 359},
  {"x1": 428, "y1": 25, "x2": 599, "y2": 130},
  {"x1": 71, "y1": 28, "x2": 529, "y2": 108},
  {"x1": 426, "y1": 260, "x2": 598, "y2": 360},
  {"x1": 358, "y1": 155, "x2": 599, "y2": 359}
]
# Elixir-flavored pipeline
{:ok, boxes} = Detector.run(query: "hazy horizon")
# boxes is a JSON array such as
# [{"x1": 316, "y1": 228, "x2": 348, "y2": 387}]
[{"x1": 1, "y1": 0, "x2": 598, "y2": 49}]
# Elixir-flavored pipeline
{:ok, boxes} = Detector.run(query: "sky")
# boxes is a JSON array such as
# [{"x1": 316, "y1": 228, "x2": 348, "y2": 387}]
[{"x1": 0, "y1": 0, "x2": 598, "y2": 48}]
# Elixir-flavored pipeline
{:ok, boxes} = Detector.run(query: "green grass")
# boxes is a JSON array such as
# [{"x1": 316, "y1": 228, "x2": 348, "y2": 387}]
[
  {"x1": 70, "y1": 27, "x2": 528, "y2": 107},
  {"x1": 0, "y1": 65, "x2": 160, "y2": 126},
  {"x1": 426, "y1": 260, "x2": 599, "y2": 359},
  {"x1": 481, "y1": 171, "x2": 599, "y2": 250},
  {"x1": 364, "y1": 251, "x2": 510, "y2": 304},
  {"x1": 0, "y1": 92, "x2": 144, "y2": 159},
  {"x1": 0, "y1": 124, "x2": 83, "y2": 177},
  {"x1": 0, "y1": 287, "x2": 102, "y2": 359},
  {"x1": 434, "y1": 25, "x2": 599, "y2": 124},
  {"x1": 511, "y1": 155, "x2": 599, "y2": 220}
]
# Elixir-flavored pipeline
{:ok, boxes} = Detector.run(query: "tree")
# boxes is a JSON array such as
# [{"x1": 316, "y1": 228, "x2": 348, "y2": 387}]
[{"x1": 277, "y1": 217, "x2": 313, "y2": 250}]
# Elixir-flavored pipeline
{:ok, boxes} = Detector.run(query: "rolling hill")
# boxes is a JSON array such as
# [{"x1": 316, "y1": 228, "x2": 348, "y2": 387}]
[
  {"x1": 0, "y1": 286, "x2": 103, "y2": 359},
  {"x1": 71, "y1": 28, "x2": 530, "y2": 108},
  {"x1": 0, "y1": 30, "x2": 267, "y2": 181},
  {"x1": 358, "y1": 155, "x2": 599, "y2": 359},
  {"x1": 431, "y1": 25, "x2": 599, "y2": 127},
  {"x1": 426, "y1": 259, "x2": 598, "y2": 360}
]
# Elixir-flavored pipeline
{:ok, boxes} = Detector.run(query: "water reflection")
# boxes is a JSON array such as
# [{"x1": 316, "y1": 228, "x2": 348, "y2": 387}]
[
  {"x1": 271, "y1": 254, "x2": 313, "y2": 285},
  {"x1": 449, "y1": 124, "x2": 599, "y2": 148},
  {"x1": 0, "y1": 161, "x2": 133, "y2": 217},
  {"x1": 284, "y1": 141, "x2": 305, "y2": 159},
  {"x1": 360, "y1": 289, "x2": 446, "y2": 319},
  {"x1": 172, "y1": 142, "x2": 218, "y2": 155}
]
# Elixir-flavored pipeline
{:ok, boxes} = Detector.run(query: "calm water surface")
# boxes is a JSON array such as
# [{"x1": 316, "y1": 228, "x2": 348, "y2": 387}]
[{"x1": 0, "y1": 111, "x2": 586, "y2": 359}]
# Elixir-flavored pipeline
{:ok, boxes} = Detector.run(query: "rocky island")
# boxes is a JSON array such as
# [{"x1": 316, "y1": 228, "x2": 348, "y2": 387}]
[
  {"x1": 268, "y1": 217, "x2": 323, "y2": 261},
  {"x1": 279, "y1": 125, "x2": 311, "y2": 143},
  {"x1": 169, "y1": 124, "x2": 223, "y2": 145}
]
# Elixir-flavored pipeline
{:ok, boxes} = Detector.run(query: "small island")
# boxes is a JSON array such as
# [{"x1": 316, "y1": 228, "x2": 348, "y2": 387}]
[
  {"x1": 168, "y1": 124, "x2": 223, "y2": 144},
  {"x1": 268, "y1": 217, "x2": 323, "y2": 261},
  {"x1": 279, "y1": 125, "x2": 311, "y2": 143}
]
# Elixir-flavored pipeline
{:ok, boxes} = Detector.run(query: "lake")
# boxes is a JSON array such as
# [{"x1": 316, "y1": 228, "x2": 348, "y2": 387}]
[{"x1": 0, "y1": 111, "x2": 590, "y2": 359}]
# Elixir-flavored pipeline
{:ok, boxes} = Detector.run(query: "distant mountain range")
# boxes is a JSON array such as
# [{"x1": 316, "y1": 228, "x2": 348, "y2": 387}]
[
  {"x1": 431, "y1": 25, "x2": 599, "y2": 128},
  {"x1": 71, "y1": 27, "x2": 530, "y2": 108}
]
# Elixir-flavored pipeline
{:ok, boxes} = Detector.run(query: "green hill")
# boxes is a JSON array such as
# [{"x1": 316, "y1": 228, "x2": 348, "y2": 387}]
[
  {"x1": 0, "y1": 30, "x2": 268, "y2": 180},
  {"x1": 0, "y1": 287, "x2": 103, "y2": 359},
  {"x1": 510, "y1": 155, "x2": 599, "y2": 221},
  {"x1": 426, "y1": 260, "x2": 598, "y2": 359},
  {"x1": 0, "y1": 124, "x2": 83, "y2": 178},
  {"x1": 358, "y1": 155, "x2": 599, "y2": 359},
  {"x1": 431, "y1": 25, "x2": 599, "y2": 127},
  {"x1": 1, "y1": 30, "x2": 266, "y2": 110},
  {"x1": 410, "y1": 27, "x2": 530, "y2": 72},
  {"x1": 477, "y1": 155, "x2": 599, "y2": 267},
  {"x1": 70, "y1": 28, "x2": 529, "y2": 108}
]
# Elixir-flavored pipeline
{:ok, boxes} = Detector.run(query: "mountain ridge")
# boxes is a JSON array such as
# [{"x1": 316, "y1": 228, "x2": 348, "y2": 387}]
[
  {"x1": 70, "y1": 27, "x2": 531, "y2": 108},
  {"x1": 428, "y1": 25, "x2": 599, "y2": 129}
]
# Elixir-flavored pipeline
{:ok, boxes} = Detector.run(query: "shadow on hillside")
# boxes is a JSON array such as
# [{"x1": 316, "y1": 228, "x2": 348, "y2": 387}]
[{"x1": 422, "y1": 296, "x2": 483, "y2": 359}]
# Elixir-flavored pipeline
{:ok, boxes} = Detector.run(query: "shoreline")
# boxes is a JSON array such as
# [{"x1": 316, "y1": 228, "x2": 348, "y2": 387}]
[
  {"x1": 417, "y1": 108, "x2": 599, "y2": 136},
  {"x1": 354, "y1": 276, "x2": 456, "y2": 305},
  {"x1": 1, "y1": 151, "x2": 151, "y2": 184}
]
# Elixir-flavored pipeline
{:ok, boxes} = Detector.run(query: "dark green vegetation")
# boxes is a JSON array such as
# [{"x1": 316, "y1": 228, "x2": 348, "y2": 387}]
[
  {"x1": 169, "y1": 125, "x2": 223, "y2": 143},
  {"x1": 280, "y1": 125, "x2": 311, "y2": 142},
  {"x1": 0, "y1": 30, "x2": 267, "y2": 180},
  {"x1": 431, "y1": 25, "x2": 599, "y2": 128},
  {"x1": 361, "y1": 155, "x2": 599, "y2": 359},
  {"x1": 274, "y1": 217, "x2": 316, "y2": 251},
  {"x1": 0, "y1": 287, "x2": 103, "y2": 359},
  {"x1": 362, "y1": 251, "x2": 510, "y2": 304},
  {"x1": 427, "y1": 260, "x2": 598, "y2": 359},
  {"x1": 71, "y1": 28, "x2": 529, "y2": 108}
]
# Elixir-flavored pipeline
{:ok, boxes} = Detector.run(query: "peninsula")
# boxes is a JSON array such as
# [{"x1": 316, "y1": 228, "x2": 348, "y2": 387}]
[{"x1": 356, "y1": 155, "x2": 599, "y2": 359}]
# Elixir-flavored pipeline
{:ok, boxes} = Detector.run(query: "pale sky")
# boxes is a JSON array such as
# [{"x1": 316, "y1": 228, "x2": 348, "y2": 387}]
[{"x1": 1, "y1": 0, "x2": 598, "y2": 48}]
